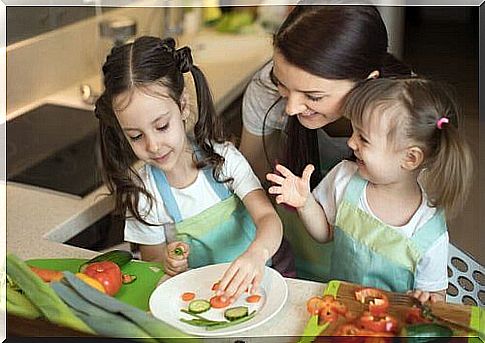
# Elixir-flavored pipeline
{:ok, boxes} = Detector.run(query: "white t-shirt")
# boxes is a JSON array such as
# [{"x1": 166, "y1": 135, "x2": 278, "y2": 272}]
[
  {"x1": 242, "y1": 61, "x2": 353, "y2": 173},
  {"x1": 124, "y1": 142, "x2": 262, "y2": 245},
  {"x1": 313, "y1": 160, "x2": 449, "y2": 292}
]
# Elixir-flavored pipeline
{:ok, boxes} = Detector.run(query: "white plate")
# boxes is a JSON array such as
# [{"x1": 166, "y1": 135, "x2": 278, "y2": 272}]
[{"x1": 149, "y1": 263, "x2": 288, "y2": 337}]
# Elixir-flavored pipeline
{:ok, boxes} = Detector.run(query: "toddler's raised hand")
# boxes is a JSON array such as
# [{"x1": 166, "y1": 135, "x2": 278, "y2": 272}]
[
  {"x1": 266, "y1": 164, "x2": 315, "y2": 208},
  {"x1": 162, "y1": 241, "x2": 190, "y2": 276}
]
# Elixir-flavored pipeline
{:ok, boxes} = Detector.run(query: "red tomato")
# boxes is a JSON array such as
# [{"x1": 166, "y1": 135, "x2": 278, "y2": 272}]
[
  {"x1": 210, "y1": 295, "x2": 231, "y2": 309},
  {"x1": 83, "y1": 261, "x2": 122, "y2": 296},
  {"x1": 181, "y1": 292, "x2": 195, "y2": 302}
]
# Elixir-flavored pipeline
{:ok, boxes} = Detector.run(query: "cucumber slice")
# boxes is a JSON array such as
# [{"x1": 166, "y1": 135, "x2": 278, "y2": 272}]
[
  {"x1": 188, "y1": 299, "x2": 211, "y2": 314},
  {"x1": 224, "y1": 306, "x2": 249, "y2": 321}
]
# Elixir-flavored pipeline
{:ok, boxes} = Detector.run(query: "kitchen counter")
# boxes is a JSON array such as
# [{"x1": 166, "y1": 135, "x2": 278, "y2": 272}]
[{"x1": 6, "y1": 29, "x2": 273, "y2": 260}]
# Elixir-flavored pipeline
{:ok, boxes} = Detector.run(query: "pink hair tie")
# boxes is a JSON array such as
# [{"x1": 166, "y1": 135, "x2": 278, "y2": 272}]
[{"x1": 436, "y1": 117, "x2": 449, "y2": 130}]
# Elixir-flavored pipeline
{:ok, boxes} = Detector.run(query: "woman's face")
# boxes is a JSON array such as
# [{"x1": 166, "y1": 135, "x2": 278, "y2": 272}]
[{"x1": 273, "y1": 50, "x2": 355, "y2": 129}]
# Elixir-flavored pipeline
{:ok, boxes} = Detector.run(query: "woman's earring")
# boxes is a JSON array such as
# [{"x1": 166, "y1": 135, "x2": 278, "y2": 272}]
[{"x1": 367, "y1": 70, "x2": 380, "y2": 79}]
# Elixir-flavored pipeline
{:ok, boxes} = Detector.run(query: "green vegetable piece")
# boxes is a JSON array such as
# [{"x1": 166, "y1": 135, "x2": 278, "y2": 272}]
[
  {"x1": 173, "y1": 247, "x2": 184, "y2": 256},
  {"x1": 62, "y1": 271, "x2": 190, "y2": 340},
  {"x1": 224, "y1": 306, "x2": 249, "y2": 321},
  {"x1": 6, "y1": 254, "x2": 93, "y2": 334},
  {"x1": 180, "y1": 308, "x2": 222, "y2": 323},
  {"x1": 51, "y1": 281, "x2": 156, "y2": 341},
  {"x1": 7, "y1": 286, "x2": 41, "y2": 320},
  {"x1": 122, "y1": 274, "x2": 137, "y2": 284},
  {"x1": 206, "y1": 310, "x2": 257, "y2": 331},
  {"x1": 188, "y1": 299, "x2": 211, "y2": 314},
  {"x1": 79, "y1": 250, "x2": 133, "y2": 272},
  {"x1": 403, "y1": 323, "x2": 453, "y2": 343}
]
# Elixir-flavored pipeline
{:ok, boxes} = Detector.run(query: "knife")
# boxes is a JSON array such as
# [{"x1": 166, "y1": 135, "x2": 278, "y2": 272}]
[{"x1": 164, "y1": 223, "x2": 186, "y2": 257}]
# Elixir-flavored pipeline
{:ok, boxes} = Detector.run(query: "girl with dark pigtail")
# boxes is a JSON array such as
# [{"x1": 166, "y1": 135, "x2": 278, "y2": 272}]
[{"x1": 95, "y1": 36, "x2": 282, "y2": 302}]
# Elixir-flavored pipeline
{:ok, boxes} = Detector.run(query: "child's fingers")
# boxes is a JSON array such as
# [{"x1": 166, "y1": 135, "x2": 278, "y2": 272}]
[
  {"x1": 266, "y1": 173, "x2": 285, "y2": 185},
  {"x1": 251, "y1": 273, "x2": 263, "y2": 295},
  {"x1": 229, "y1": 273, "x2": 255, "y2": 303},
  {"x1": 221, "y1": 270, "x2": 247, "y2": 302},
  {"x1": 268, "y1": 186, "x2": 283, "y2": 195},
  {"x1": 302, "y1": 164, "x2": 315, "y2": 183},
  {"x1": 275, "y1": 195, "x2": 285, "y2": 204},
  {"x1": 216, "y1": 264, "x2": 238, "y2": 296},
  {"x1": 275, "y1": 164, "x2": 294, "y2": 178}
]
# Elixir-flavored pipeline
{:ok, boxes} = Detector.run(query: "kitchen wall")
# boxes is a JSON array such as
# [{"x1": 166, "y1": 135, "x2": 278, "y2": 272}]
[{"x1": 6, "y1": 7, "x2": 165, "y2": 115}]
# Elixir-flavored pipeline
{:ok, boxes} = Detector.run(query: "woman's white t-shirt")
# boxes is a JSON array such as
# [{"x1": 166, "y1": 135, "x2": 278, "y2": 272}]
[
  {"x1": 313, "y1": 160, "x2": 449, "y2": 292},
  {"x1": 124, "y1": 142, "x2": 262, "y2": 245}
]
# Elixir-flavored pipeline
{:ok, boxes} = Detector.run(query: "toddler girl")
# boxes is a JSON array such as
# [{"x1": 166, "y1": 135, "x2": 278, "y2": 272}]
[{"x1": 266, "y1": 77, "x2": 474, "y2": 302}]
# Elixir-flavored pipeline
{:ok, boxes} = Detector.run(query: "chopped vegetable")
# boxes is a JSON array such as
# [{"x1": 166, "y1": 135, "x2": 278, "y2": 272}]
[
  {"x1": 224, "y1": 306, "x2": 249, "y2": 321},
  {"x1": 359, "y1": 311, "x2": 399, "y2": 333},
  {"x1": 355, "y1": 287, "x2": 390, "y2": 316},
  {"x1": 188, "y1": 299, "x2": 211, "y2": 313},
  {"x1": 402, "y1": 323, "x2": 453, "y2": 342},
  {"x1": 122, "y1": 274, "x2": 137, "y2": 284},
  {"x1": 75, "y1": 273, "x2": 106, "y2": 293},
  {"x1": 174, "y1": 246, "x2": 185, "y2": 256},
  {"x1": 246, "y1": 294, "x2": 261, "y2": 303},
  {"x1": 210, "y1": 295, "x2": 231, "y2": 309},
  {"x1": 206, "y1": 311, "x2": 256, "y2": 331},
  {"x1": 6, "y1": 254, "x2": 93, "y2": 334},
  {"x1": 29, "y1": 266, "x2": 63, "y2": 282},
  {"x1": 180, "y1": 308, "x2": 256, "y2": 331},
  {"x1": 181, "y1": 292, "x2": 196, "y2": 302}
]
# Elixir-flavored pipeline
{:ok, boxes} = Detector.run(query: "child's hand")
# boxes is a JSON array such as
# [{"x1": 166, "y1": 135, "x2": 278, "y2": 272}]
[
  {"x1": 215, "y1": 249, "x2": 268, "y2": 304},
  {"x1": 162, "y1": 242, "x2": 190, "y2": 277},
  {"x1": 266, "y1": 164, "x2": 315, "y2": 208},
  {"x1": 409, "y1": 289, "x2": 446, "y2": 304}
]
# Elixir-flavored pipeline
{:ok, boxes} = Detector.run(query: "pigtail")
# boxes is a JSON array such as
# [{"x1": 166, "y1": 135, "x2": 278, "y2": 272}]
[
  {"x1": 421, "y1": 119, "x2": 474, "y2": 219},
  {"x1": 189, "y1": 64, "x2": 231, "y2": 183},
  {"x1": 95, "y1": 94, "x2": 156, "y2": 226}
]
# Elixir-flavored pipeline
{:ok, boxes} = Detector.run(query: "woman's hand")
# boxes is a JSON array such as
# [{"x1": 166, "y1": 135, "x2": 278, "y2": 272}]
[
  {"x1": 215, "y1": 249, "x2": 268, "y2": 303},
  {"x1": 409, "y1": 289, "x2": 446, "y2": 304},
  {"x1": 162, "y1": 242, "x2": 190, "y2": 277},
  {"x1": 266, "y1": 164, "x2": 315, "y2": 208}
]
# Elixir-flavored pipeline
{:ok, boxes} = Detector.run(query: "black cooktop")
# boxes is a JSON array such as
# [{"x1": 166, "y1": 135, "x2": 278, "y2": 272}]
[{"x1": 7, "y1": 104, "x2": 103, "y2": 197}]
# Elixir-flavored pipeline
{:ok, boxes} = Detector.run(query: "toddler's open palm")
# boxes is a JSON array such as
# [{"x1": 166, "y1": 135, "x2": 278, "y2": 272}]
[{"x1": 266, "y1": 164, "x2": 314, "y2": 208}]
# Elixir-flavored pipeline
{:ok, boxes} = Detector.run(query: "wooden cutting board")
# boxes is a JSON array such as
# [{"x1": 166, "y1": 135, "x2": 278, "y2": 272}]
[
  {"x1": 299, "y1": 280, "x2": 484, "y2": 342},
  {"x1": 26, "y1": 258, "x2": 165, "y2": 311}
]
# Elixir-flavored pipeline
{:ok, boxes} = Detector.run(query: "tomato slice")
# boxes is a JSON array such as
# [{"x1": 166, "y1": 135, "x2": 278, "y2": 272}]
[
  {"x1": 354, "y1": 288, "x2": 389, "y2": 316},
  {"x1": 181, "y1": 292, "x2": 196, "y2": 302},
  {"x1": 246, "y1": 294, "x2": 261, "y2": 303},
  {"x1": 359, "y1": 311, "x2": 399, "y2": 333},
  {"x1": 210, "y1": 295, "x2": 231, "y2": 309}
]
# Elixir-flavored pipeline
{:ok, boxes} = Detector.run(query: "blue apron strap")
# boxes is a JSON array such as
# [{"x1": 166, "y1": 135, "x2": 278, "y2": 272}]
[
  {"x1": 150, "y1": 165, "x2": 183, "y2": 223},
  {"x1": 193, "y1": 143, "x2": 232, "y2": 200},
  {"x1": 410, "y1": 209, "x2": 447, "y2": 254},
  {"x1": 342, "y1": 172, "x2": 367, "y2": 205}
]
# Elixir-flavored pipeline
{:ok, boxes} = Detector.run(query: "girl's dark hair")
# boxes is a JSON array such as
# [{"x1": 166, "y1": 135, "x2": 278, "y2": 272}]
[
  {"x1": 342, "y1": 77, "x2": 474, "y2": 218},
  {"x1": 273, "y1": 5, "x2": 412, "y2": 189},
  {"x1": 95, "y1": 36, "x2": 226, "y2": 225}
]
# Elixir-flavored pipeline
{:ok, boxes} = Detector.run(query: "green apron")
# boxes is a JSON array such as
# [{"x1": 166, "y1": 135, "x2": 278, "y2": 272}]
[
  {"x1": 151, "y1": 162, "x2": 257, "y2": 269},
  {"x1": 330, "y1": 172, "x2": 447, "y2": 292}
]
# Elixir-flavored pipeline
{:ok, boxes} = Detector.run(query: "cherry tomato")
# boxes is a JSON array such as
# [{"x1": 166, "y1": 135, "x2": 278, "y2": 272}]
[
  {"x1": 210, "y1": 295, "x2": 231, "y2": 309},
  {"x1": 83, "y1": 261, "x2": 122, "y2": 296}
]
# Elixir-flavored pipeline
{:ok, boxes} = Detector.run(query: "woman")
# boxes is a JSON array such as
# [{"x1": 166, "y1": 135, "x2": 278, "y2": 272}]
[{"x1": 239, "y1": 5, "x2": 412, "y2": 282}]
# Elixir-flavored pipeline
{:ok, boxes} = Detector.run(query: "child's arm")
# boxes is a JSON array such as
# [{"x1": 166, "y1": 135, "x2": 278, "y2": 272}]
[
  {"x1": 139, "y1": 242, "x2": 190, "y2": 277},
  {"x1": 216, "y1": 189, "x2": 282, "y2": 303},
  {"x1": 266, "y1": 164, "x2": 332, "y2": 243}
]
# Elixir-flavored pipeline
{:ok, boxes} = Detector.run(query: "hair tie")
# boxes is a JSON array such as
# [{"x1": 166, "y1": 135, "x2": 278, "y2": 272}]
[
  {"x1": 436, "y1": 116, "x2": 449, "y2": 130},
  {"x1": 174, "y1": 47, "x2": 193, "y2": 74}
]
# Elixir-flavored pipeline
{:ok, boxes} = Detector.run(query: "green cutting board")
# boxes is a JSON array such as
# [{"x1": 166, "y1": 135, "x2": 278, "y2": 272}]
[{"x1": 26, "y1": 258, "x2": 165, "y2": 311}]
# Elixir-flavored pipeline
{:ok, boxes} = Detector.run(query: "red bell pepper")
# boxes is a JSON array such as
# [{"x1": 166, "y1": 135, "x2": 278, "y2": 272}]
[
  {"x1": 354, "y1": 288, "x2": 390, "y2": 316},
  {"x1": 359, "y1": 311, "x2": 399, "y2": 333}
]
